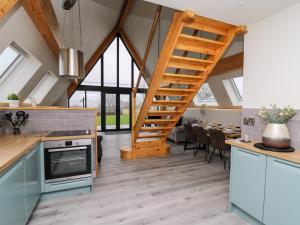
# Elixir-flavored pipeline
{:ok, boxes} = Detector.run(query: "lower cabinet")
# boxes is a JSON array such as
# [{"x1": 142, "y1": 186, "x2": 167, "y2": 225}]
[
  {"x1": 230, "y1": 147, "x2": 266, "y2": 221},
  {"x1": 0, "y1": 159, "x2": 26, "y2": 225},
  {"x1": 230, "y1": 147, "x2": 300, "y2": 225},
  {"x1": 263, "y1": 157, "x2": 300, "y2": 225},
  {"x1": 0, "y1": 143, "x2": 42, "y2": 225},
  {"x1": 25, "y1": 145, "x2": 42, "y2": 221}
]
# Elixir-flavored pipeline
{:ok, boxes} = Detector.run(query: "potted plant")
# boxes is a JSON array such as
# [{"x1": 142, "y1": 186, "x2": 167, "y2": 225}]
[
  {"x1": 258, "y1": 104, "x2": 296, "y2": 148},
  {"x1": 200, "y1": 104, "x2": 207, "y2": 117},
  {"x1": 7, "y1": 93, "x2": 20, "y2": 108}
]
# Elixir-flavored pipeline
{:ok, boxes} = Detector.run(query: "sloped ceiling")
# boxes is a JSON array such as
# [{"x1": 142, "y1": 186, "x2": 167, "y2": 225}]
[{"x1": 143, "y1": 0, "x2": 300, "y2": 25}]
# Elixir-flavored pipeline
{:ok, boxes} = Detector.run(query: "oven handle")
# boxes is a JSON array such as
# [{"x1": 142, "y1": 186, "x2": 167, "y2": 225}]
[{"x1": 48, "y1": 146, "x2": 88, "y2": 153}]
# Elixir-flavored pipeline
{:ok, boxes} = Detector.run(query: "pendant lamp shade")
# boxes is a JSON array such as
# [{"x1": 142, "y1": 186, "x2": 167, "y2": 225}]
[{"x1": 59, "y1": 48, "x2": 84, "y2": 79}]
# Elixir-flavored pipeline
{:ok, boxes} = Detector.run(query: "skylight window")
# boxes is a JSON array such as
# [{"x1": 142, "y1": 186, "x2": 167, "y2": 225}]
[
  {"x1": 222, "y1": 76, "x2": 243, "y2": 105},
  {"x1": 26, "y1": 71, "x2": 58, "y2": 104},
  {"x1": 193, "y1": 83, "x2": 218, "y2": 106},
  {"x1": 0, "y1": 43, "x2": 24, "y2": 83}
]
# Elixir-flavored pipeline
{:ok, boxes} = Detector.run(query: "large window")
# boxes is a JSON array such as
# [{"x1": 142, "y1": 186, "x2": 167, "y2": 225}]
[
  {"x1": 69, "y1": 35, "x2": 147, "y2": 131},
  {"x1": 0, "y1": 43, "x2": 24, "y2": 83},
  {"x1": 193, "y1": 83, "x2": 218, "y2": 106},
  {"x1": 232, "y1": 77, "x2": 243, "y2": 99}
]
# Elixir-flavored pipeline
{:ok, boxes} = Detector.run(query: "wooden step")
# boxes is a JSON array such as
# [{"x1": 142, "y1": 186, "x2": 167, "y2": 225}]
[
  {"x1": 188, "y1": 15, "x2": 233, "y2": 36},
  {"x1": 144, "y1": 119, "x2": 176, "y2": 124},
  {"x1": 168, "y1": 56, "x2": 208, "y2": 71},
  {"x1": 140, "y1": 126, "x2": 172, "y2": 131},
  {"x1": 162, "y1": 73, "x2": 205, "y2": 84},
  {"x1": 151, "y1": 100, "x2": 188, "y2": 106},
  {"x1": 175, "y1": 34, "x2": 224, "y2": 55},
  {"x1": 156, "y1": 88, "x2": 196, "y2": 96},
  {"x1": 147, "y1": 110, "x2": 181, "y2": 116},
  {"x1": 169, "y1": 55, "x2": 213, "y2": 66},
  {"x1": 138, "y1": 133, "x2": 168, "y2": 138}
]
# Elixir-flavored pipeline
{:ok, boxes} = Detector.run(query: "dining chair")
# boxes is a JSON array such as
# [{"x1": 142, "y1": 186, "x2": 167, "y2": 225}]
[
  {"x1": 194, "y1": 126, "x2": 210, "y2": 160},
  {"x1": 208, "y1": 129, "x2": 231, "y2": 170},
  {"x1": 183, "y1": 123, "x2": 197, "y2": 151}
]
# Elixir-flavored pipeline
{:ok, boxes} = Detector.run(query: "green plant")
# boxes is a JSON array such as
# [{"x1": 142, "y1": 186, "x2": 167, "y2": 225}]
[
  {"x1": 258, "y1": 104, "x2": 296, "y2": 124},
  {"x1": 200, "y1": 104, "x2": 207, "y2": 115},
  {"x1": 7, "y1": 93, "x2": 19, "y2": 100}
]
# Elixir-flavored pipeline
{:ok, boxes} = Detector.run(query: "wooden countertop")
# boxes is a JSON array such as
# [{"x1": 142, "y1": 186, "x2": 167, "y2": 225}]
[
  {"x1": 0, "y1": 133, "x2": 97, "y2": 174},
  {"x1": 226, "y1": 139, "x2": 300, "y2": 164}
]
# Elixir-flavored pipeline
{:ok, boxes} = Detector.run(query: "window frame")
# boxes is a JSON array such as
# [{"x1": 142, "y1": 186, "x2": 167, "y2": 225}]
[
  {"x1": 193, "y1": 83, "x2": 218, "y2": 106},
  {"x1": 0, "y1": 44, "x2": 25, "y2": 84}
]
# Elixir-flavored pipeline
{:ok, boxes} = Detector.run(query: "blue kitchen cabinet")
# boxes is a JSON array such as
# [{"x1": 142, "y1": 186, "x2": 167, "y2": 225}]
[
  {"x1": 263, "y1": 157, "x2": 300, "y2": 225},
  {"x1": 230, "y1": 147, "x2": 266, "y2": 222},
  {"x1": 25, "y1": 144, "x2": 42, "y2": 221},
  {"x1": 0, "y1": 159, "x2": 26, "y2": 225}
]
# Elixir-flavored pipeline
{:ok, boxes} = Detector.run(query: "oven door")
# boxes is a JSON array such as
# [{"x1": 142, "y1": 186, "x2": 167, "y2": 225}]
[{"x1": 45, "y1": 145, "x2": 91, "y2": 182}]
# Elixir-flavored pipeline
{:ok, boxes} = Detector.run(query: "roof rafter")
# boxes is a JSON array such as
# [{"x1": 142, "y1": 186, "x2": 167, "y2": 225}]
[
  {"x1": 21, "y1": 0, "x2": 60, "y2": 57},
  {"x1": 210, "y1": 52, "x2": 244, "y2": 76},
  {"x1": 0, "y1": 0, "x2": 18, "y2": 20}
]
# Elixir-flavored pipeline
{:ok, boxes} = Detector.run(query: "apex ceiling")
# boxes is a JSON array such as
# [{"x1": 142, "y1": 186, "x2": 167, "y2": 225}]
[{"x1": 143, "y1": 0, "x2": 300, "y2": 25}]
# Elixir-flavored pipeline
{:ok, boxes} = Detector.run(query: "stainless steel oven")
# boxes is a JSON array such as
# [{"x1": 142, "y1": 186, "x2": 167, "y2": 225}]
[{"x1": 44, "y1": 139, "x2": 92, "y2": 183}]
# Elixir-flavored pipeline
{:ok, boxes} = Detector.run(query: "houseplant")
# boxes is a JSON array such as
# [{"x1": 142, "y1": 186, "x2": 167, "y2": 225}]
[
  {"x1": 200, "y1": 104, "x2": 207, "y2": 117},
  {"x1": 258, "y1": 104, "x2": 296, "y2": 148},
  {"x1": 7, "y1": 93, "x2": 20, "y2": 108}
]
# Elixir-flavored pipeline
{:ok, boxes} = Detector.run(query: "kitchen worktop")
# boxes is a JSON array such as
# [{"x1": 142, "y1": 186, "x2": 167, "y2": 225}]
[
  {"x1": 0, "y1": 133, "x2": 97, "y2": 174},
  {"x1": 226, "y1": 139, "x2": 300, "y2": 164}
]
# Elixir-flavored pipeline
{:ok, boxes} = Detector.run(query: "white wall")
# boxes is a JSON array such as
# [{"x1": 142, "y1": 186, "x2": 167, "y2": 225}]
[
  {"x1": 184, "y1": 108, "x2": 242, "y2": 126},
  {"x1": 243, "y1": 2, "x2": 300, "y2": 109}
]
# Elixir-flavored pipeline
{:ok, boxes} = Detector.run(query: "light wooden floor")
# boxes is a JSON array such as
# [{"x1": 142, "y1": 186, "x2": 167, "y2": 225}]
[{"x1": 28, "y1": 133, "x2": 248, "y2": 225}]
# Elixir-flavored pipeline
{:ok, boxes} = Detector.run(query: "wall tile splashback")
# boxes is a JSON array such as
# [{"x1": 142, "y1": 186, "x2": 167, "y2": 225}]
[
  {"x1": 2, "y1": 109, "x2": 96, "y2": 135},
  {"x1": 242, "y1": 108, "x2": 300, "y2": 148}
]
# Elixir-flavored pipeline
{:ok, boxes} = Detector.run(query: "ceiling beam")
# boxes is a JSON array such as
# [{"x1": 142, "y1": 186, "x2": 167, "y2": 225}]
[
  {"x1": 210, "y1": 52, "x2": 244, "y2": 76},
  {"x1": 0, "y1": 0, "x2": 18, "y2": 20},
  {"x1": 21, "y1": 0, "x2": 60, "y2": 57},
  {"x1": 116, "y1": 0, "x2": 135, "y2": 29}
]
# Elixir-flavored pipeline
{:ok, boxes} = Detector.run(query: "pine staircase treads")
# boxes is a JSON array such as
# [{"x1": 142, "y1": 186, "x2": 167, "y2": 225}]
[{"x1": 120, "y1": 11, "x2": 246, "y2": 160}]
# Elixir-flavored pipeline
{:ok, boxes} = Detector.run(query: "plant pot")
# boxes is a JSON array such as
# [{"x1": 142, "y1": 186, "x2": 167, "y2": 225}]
[
  {"x1": 262, "y1": 123, "x2": 290, "y2": 148},
  {"x1": 8, "y1": 100, "x2": 19, "y2": 108}
]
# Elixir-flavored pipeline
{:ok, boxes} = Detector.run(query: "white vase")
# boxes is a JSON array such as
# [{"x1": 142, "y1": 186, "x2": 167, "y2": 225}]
[
  {"x1": 8, "y1": 100, "x2": 20, "y2": 108},
  {"x1": 262, "y1": 123, "x2": 290, "y2": 148}
]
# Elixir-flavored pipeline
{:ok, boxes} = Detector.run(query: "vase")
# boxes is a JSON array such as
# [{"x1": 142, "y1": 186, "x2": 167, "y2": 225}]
[{"x1": 262, "y1": 123, "x2": 290, "y2": 148}]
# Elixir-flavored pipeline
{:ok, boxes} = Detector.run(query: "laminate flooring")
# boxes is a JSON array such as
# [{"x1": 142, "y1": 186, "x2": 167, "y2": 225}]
[{"x1": 28, "y1": 133, "x2": 248, "y2": 225}]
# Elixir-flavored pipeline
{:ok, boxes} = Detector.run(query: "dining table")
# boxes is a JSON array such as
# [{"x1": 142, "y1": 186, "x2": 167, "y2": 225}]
[{"x1": 192, "y1": 123, "x2": 241, "y2": 139}]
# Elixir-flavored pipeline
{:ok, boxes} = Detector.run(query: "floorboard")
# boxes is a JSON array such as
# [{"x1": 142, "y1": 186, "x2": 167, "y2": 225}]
[{"x1": 28, "y1": 133, "x2": 248, "y2": 225}]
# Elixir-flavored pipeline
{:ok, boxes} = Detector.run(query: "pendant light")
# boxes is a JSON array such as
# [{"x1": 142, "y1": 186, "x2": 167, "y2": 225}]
[{"x1": 59, "y1": 0, "x2": 85, "y2": 79}]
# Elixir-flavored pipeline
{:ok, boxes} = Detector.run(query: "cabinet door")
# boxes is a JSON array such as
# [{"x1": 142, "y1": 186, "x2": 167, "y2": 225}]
[
  {"x1": 0, "y1": 160, "x2": 26, "y2": 225},
  {"x1": 25, "y1": 144, "x2": 42, "y2": 221},
  {"x1": 230, "y1": 147, "x2": 266, "y2": 221},
  {"x1": 264, "y1": 157, "x2": 300, "y2": 225}
]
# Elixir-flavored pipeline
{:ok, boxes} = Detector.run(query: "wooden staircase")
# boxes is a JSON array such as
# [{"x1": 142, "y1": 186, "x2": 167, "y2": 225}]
[{"x1": 120, "y1": 11, "x2": 246, "y2": 160}]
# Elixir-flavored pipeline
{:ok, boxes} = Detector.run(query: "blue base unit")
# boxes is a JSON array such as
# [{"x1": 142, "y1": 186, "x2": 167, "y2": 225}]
[
  {"x1": 44, "y1": 176, "x2": 92, "y2": 193},
  {"x1": 230, "y1": 146, "x2": 300, "y2": 225}
]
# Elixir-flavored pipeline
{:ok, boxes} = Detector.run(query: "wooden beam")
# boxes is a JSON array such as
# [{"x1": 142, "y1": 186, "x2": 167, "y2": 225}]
[
  {"x1": 21, "y1": 0, "x2": 59, "y2": 57},
  {"x1": 210, "y1": 52, "x2": 244, "y2": 76},
  {"x1": 116, "y1": 0, "x2": 135, "y2": 29},
  {"x1": 135, "y1": 5, "x2": 161, "y2": 90},
  {"x1": 119, "y1": 28, "x2": 149, "y2": 82},
  {"x1": 0, "y1": 0, "x2": 18, "y2": 20}
]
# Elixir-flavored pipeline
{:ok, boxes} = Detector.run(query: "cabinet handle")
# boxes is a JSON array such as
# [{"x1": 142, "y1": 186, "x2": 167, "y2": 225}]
[
  {"x1": 274, "y1": 159, "x2": 300, "y2": 169},
  {"x1": 238, "y1": 149, "x2": 260, "y2": 157}
]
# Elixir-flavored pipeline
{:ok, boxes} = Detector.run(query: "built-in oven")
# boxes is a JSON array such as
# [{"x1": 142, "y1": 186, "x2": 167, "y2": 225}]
[{"x1": 44, "y1": 139, "x2": 92, "y2": 183}]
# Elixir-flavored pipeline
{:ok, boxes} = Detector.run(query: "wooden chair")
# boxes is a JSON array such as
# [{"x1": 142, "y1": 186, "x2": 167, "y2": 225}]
[
  {"x1": 208, "y1": 129, "x2": 231, "y2": 170},
  {"x1": 194, "y1": 126, "x2": 210, "y2": 160},
  {"x1": 183, "y1": 123, "x2": 197, "y2": 151}
]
